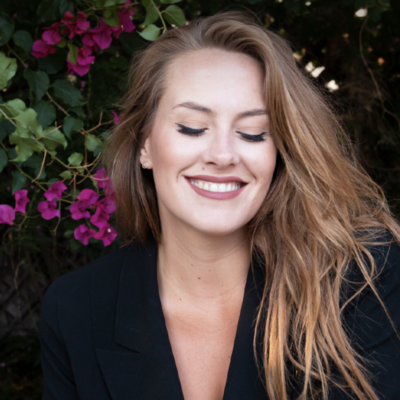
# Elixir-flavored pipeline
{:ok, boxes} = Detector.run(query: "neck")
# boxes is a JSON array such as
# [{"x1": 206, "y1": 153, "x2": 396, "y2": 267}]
[{"x1": 157, "y1": 220, "x2": 251, "y2": 305}]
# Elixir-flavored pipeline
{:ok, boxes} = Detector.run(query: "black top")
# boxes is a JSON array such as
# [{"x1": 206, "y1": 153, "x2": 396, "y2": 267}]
[{"x1": 40, "y1": 236, "x2": 400, "y2": 400}]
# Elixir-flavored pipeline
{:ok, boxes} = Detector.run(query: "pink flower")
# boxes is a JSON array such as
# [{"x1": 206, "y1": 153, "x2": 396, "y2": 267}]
[
  {"x1": 14, "y1": 190, "x2": 30, "y2": 213},
  {"x1": 61, "y1": 11, "x2": 90, "y2": 40},
  {"x1": 0, "y1": 205, "x2": 15, "y2": 225},
  {"x1": 83, "y1": 18, "x2": 121, "y2": 51},
  {"x1": 82, "y1": 33, "x2": 98, "y2": 52},
  {"x1": 37, "y1": 199, "x2": 60, "y2": 220},
  {"x1": 44, "y1": 181, "x2": 68, "y2": 201},
  {"x1": 111, "y1": 111, "x2": 120, "y2": 125},
  {"x1": 77, "y1": 189, "x2": 99, "y2": 206},
  {"x1": 90, "y1": 206, "x2": 110, "y2": 229},
  {"x1": 118, "y1": 2, "x2": 136, "y2": 33},
  {"x1": 93, "y1": 168, "x2": 109, "y2": 189},
  {"x1": 67, "y1": 46, "x2": 95, "y2": 76},
  {"x1": 96, "y1": 197, "x2": 116, "y2": 214},
  {"x1": 94, "y1": 224, "x2": 117, "y2": 246},
  {"x1": 70, "y1": 201, "x2": 91, "y2": 220},
  {"x1": 42, "y1": 22, "x2": 62, "y2": 45},
  {"x1": 31, "y1": 40, "x2": 56, "y2": 58},
  {"x1": 74, "y1": 224, "x2": 96, "y2": 245}
]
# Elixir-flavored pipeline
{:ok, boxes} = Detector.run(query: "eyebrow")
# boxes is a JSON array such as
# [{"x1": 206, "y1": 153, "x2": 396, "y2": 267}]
[{"x1": 172, "y1": 101, "x2": 267, "y2": 119}]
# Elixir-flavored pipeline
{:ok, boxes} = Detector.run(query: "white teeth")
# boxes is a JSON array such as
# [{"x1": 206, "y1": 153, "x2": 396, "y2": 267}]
[{"x1": 189, "y1": 179, "x2": 242, "y2": 193}]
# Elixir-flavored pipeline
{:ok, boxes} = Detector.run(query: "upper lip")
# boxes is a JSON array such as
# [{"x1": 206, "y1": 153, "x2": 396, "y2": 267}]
[{"x1": 185, "y1": 175, "x2": 247, "y2": 183}]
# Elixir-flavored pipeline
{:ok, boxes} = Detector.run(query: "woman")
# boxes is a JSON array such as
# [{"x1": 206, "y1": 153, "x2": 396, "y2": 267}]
[{"x1": 40, "y1": 11, "x2": 400, "y2": 400}]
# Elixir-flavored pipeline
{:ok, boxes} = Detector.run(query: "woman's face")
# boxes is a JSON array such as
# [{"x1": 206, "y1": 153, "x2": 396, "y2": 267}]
[{"x1": 141, "y1": 48, "x2": 278, "y2": 237}]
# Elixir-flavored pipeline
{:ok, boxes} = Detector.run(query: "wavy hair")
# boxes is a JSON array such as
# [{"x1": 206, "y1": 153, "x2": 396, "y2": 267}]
[{"x1": 102, "y1": 11, "x2": 400, "y2": 400}]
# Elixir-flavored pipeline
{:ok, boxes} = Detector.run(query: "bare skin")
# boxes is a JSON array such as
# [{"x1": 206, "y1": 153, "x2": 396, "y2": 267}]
[{"x1": 140, "y1": 49, "x2": 277, "y2": 399}]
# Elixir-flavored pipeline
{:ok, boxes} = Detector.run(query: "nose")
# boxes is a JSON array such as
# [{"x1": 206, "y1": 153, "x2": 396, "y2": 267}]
[{"x1": 201, "y1": 129, "x2": 240, "y2": 169}]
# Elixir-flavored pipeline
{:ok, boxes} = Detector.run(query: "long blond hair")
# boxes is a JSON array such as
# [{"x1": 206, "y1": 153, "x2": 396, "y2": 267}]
[{"x1": 103, "y1": 11, "x2": 400, "y2": 400}]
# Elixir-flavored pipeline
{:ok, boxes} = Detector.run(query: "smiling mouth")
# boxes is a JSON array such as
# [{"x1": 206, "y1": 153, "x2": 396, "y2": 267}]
[{"x1": 187, "y1": 178, "x2": 245, "y2": 193}]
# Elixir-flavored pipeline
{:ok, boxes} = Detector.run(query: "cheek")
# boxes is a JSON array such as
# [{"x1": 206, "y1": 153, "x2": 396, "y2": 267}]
[
  {"x1": 245, "y1": 142, "x2": 278, "y2": 185},
  {"x1": 150, "y1": 131, "x2": 197, "y2": 179}
]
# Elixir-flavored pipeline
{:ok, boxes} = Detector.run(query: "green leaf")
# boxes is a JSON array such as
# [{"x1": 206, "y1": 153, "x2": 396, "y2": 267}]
[
  {"x1": 13, "y1": 30, "x2": 33, "y2": 54},
  {"x1": 67, "y1": 43, "x2": 78, "y2": 65},
  {"x1": 60, "y1": 170, "x2": 72, "y2": 179},
  {"x1": 142, "y1": 0, "x2": 151, "y2": 7},
  {"x1": 23, "y1": 69, "x2": 50, "y2": 101},
  {"x1": 37, "y1": 126, "x2": 67, "y2": 150},
  {"x1": 38, "y1": 53, "x2": 65, "y2": 74},
  {"x1": 0, "y1": 13, "x2": 15, "y2": 46},
  {"x1": 33, "y1": 100, "x2": 56, "y2": 129},
  {"x1": 63, "y1": 116, "x2": 83, "y2": 139},
  {"x1": 59, "y1": 0, "x2": 74, "y2": 15},
  {"x1": 57, "y1": 38, "x2": 67, "y2": 48},
  {"x1": 11, "y1": 170, "x2": 27, "y2": 194},
  {"x1": 68, "y1": 152, "x2": 83, "y2": 166},
  {"x1": 69, "y1": 107, "x2": 85, "y2": 118},
  {"x1": 162, "y1": 5, "x2": 185, "y2": 26},
  {"x1": 86, "y1": 134, "x2": 102, "y2": 152},
  {"x1": 3, "y1": 99, "x2": 26, "y2": 117},
  {"x1": 103, "y1": 8, "x2": 120, "y2": 27},
  {"x1": 144, "y1": 3, "x2": 159, "y2": 25},
  {"x1": 7, "y1": 147, "x2": 17, "y2": 159},
  {"x1": 138, "y1": 24, "x2": 161, "y2": 41},
  {"x1": 15, "y1": 108, "x2": 43, "y2": 138},
  {"x1": 21, "y1": 154, "x2": 42, "y2": 169},
  {"x1": 53, "y1": 79, "x2": 83, "y2": 107},
  {"x1": 0, "y1": 148, "x2": 7, "y2": 173},
  {"x1": 9, "y1": 132, "x2": 43, "y2": 162},
  {"x1": 0, "y1": 52, "x2": 17, "y2": 90},
  {"x1": 0, "y1": 120, "x2": 15, "y2": 143},
  {"x1": 160, "y1": 0, "x2": 182, "y2": 3},
  {"x1": 37, "y1": 0, "x2": 61, "y2": 22}
]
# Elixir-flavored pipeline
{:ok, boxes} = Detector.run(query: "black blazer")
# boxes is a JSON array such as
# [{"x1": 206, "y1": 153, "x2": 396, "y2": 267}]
[{"x1": 40, "y1": 236, "x2": 400, "y2": 400}]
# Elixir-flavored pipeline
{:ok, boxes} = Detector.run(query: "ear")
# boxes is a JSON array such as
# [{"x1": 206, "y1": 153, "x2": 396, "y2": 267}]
[{"x1": 139, "y1": 135, "x2": 152, "y2": 169}]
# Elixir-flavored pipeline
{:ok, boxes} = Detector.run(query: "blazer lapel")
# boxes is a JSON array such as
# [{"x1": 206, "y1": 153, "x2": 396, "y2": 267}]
[
  {"x1": 96, "y1": 239, "x2": 185, "y2": 400},
  {"x1": 223, "y1": 258, "x2": 269, "y2": 399},
  {"x1": 95, "y1": 240, "x2": 269, "y2": 400}
]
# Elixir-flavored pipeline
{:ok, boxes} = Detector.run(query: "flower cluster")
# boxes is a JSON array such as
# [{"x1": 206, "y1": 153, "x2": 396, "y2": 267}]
[
  {"x1": 0, "y1": 189, "x2": 30, "y2": 225},
  {"x1": 0, "y1": 168, "x2": 117, "y2": 247},
  {"x1": 31, "y1": 1, "x2": 136, "y2": 76}
]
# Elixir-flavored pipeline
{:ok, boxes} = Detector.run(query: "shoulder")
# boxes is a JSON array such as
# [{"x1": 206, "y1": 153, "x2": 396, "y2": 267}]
[
  {"x1": 40, "y1": 240, "x2": 155, "y2": 323},
  {"x1": 343, "y1": 230, "x2": 400, "y2": 351},
  {"x1": 42, "y1": 245, "x2": 129, "y2": 304}
]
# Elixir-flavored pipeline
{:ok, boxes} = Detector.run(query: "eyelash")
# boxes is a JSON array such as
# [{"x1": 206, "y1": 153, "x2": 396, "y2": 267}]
[{"x1": 176, "y1": 124, "x2": 267, "y2": 142}]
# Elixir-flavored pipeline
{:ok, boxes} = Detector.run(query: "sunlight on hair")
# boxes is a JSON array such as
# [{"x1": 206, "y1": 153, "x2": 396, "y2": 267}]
[
  {"x1": 325, "y1": 80, "x2": 339, "y2": 92},
  {"x1": 355, "y1": 8, "x2": 368, "y2": 17}
]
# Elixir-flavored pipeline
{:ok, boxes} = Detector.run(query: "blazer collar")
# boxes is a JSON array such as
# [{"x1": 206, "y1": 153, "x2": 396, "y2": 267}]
[{"x1": 99, "y1": 239, "x2": 268, "y2": 399}]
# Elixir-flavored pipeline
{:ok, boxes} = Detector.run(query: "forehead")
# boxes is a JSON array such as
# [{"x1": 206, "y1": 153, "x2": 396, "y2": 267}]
[{"x1": 161, "y1": 48, "x2": 265, "y2": 111}]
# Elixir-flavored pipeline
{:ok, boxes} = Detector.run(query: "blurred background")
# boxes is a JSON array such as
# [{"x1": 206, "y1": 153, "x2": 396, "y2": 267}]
[{"x1": 0, "y1": 0, "x2": 399, "y2": 398}]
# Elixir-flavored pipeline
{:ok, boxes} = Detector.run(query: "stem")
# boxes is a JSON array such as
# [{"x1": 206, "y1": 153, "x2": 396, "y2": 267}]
[
  {"x1": 46, "y1": 92, "x2": 70, "y2": 117},
  {"x1": 0, "y1": 107, "x2": 17, "y2": 127},
  {"x1": 152, "y1": 0, "x2": 167, "y2": 33},
  {"x1": 6, "y1": 44, "x2": 27, "y2": 69}
]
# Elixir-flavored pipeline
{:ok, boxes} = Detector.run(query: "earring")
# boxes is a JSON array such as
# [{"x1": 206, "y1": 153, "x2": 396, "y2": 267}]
[{"x1": 142, "y1": 161, "x2": 148, "y2": 169}]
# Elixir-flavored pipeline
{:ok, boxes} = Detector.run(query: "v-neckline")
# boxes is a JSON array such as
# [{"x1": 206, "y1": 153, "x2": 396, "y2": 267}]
[
  {"x1": 151, "y1": 243, "x2": 268, "y2": 400},
  {"x1": 113, "y1": 239, "x2": 269, "y2": 399}
]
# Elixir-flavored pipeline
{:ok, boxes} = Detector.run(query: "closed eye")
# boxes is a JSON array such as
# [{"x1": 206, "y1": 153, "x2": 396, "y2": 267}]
[{"x1": 176, "y1": 124, "x2": 267, "y2": 142}]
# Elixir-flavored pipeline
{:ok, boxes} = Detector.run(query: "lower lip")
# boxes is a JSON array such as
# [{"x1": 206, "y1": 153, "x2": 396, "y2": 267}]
[{"x1": 185, "y1": 177, "x2": 246, "y2": 200}]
